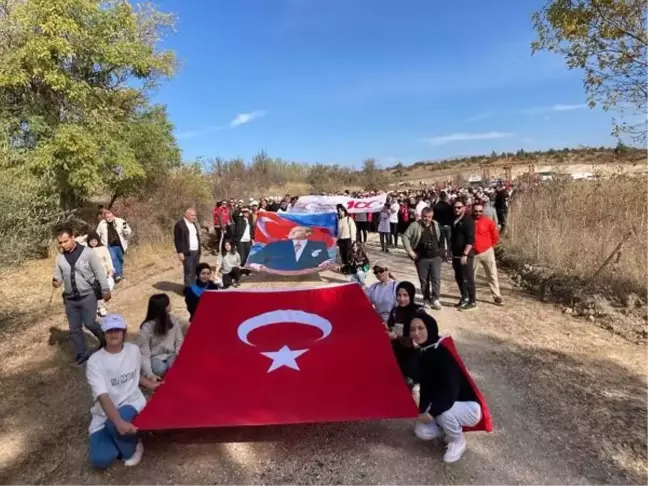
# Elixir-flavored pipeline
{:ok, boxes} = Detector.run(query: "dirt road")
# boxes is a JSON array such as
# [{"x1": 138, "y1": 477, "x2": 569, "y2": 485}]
[{"x1": 1, "y1": 237, "x2": 646, "y2": 484}]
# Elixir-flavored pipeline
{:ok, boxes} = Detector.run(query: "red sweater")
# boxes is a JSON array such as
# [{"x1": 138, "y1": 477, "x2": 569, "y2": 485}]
[{"x1": 473, "y1": 217, "x2": 499, "y2": 254}]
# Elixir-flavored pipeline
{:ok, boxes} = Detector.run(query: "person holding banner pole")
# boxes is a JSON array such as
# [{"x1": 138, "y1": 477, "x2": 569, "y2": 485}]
[{"x1": 336, "y1": 204, "x2": 356, "y2": 270}]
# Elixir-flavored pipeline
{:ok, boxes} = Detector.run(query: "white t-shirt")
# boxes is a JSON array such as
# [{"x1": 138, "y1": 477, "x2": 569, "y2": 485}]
[
  {"x1": 389, "y1": 203, "x2": 400, "y2": 223},
  {"x1": 185, "y1": 218, "x2": 199, "y2": 251},
  {"x1": 415, "y1": 200, "x2": 429, "y2": 219},
  {"x1": 365, "y1": 280, "x2": 398, "y2": 321},
  {"x1": 240, "y1": 219, "x2": 251, "y2": 243},
  {"x1": 86, "y1": 343, "x2": 147, "y2": 434}
]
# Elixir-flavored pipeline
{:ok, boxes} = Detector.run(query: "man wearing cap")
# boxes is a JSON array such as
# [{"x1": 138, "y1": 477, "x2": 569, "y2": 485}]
[
  {"x1": 86, "y1": 314, "x2": 160, "y2": 469},
  {"x1": 53, "y1": 225, "x2": 111, "y2": 365}
]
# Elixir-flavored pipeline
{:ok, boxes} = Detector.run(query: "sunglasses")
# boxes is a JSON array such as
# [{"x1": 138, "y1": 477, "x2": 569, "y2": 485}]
[
  {"x1": 454, "y1": 206, "x2": 464, "y2": 210},
  {"x1": 374, "y1": 269, "x2": 386, "y2": 275}
]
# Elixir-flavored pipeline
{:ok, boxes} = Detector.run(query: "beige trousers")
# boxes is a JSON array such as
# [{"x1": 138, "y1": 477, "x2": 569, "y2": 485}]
[{"x1": 473, "y1": 247, "x2": 501, "y2": 298}]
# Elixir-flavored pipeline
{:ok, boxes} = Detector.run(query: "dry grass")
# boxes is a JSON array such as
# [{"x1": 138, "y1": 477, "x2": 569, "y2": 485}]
[{"x1": 504, "y1": 176, "x2": 648, "y2": 298}]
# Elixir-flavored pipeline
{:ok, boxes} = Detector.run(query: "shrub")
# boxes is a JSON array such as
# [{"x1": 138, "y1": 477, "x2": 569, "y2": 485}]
[
  {"x1": 504, "y1": 176, "x2": 648, "y2": 297},
  {"x1": 0, "y1": 168, "x2": 70, "y2": 266}
]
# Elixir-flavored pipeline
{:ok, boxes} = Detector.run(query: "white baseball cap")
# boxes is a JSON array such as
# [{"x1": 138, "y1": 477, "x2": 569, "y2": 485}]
[{"x1": 101, "y1": 314, "x2": 127, "y2": 332}]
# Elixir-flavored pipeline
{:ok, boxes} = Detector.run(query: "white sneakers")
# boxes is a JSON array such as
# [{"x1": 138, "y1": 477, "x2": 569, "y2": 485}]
[
  {"x1": 431, "y1": 300, "x2": 443, "y2": 310},
  {"x1": 414, "y1": 422, "x2": 467, "y2": 463},
  {"x1": 443, "y1": 439, "x2": 467, "y2": 463},
  {"x1": 414, "y1": 421, "x2": 444, "y2": 440},
  {"x1": 123, "y1": 440, "x2": 144, "y2": 467}
]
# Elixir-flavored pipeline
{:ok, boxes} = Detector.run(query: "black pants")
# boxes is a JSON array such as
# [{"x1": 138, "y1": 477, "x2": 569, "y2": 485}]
[
  {"x1": 183, "y1": 251, "x2": 200, "y2": 288},
  {"x1": 379, "y1": 232, "x2": 390, "y2": 251},
  {"x1": 64, "y1": 294, "x2": 104, "y2": 360},
  {"x1": 356, "y1": 221, "x2": 368, "y2": 243},
  {"x1": 497, "y1": 210, "x2": 508, "y2": 233},
  {"x1": 338, "y1": 238, "x2": 353, "y2": 267},
  {"x1": 222, "y1": 267, "x2": 241, "y2": 288},
  {"x1": 237, "y1": 241, "x2": 251, "y2": 266},
  {"x1": 390, "y1": 222, "x2": 398, "y2": 246},
  {"x1": 440, "y1": 225, "x2": 452, "y2": 249},
  {"x1": 452, "y1": 256, "x2": 476, "y2": 303},
  {"x1": 415, "y1": 256, "x2": 442, "y2": 301}
]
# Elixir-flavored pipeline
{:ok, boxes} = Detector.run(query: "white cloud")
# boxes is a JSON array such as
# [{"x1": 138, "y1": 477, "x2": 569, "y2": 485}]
[
  {"x1": 176, "y1": 125, "x2": 226, "y2": 139},
  {"x1": 177, "y1": 110, "x2": 267, "y2": 139},
  {"x1": 420, "y1": 132, "x2": 515, "y2": 146},
  {"x1": 464, "y1": 112, "x2": 493, "y2": 123},
  {"x1": 520, "y1": 103, "x2": 588, "y2": 115},
  {"x1": 229, "y1": 110, "x2": 267, "y2": 128}
]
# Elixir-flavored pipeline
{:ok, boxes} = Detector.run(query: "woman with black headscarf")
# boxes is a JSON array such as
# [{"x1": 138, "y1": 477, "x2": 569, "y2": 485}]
[
  {"x1": 184, "y1": 262, "x2": 219, "y2": 321},
  {"x1": 410, "y1": 313, "x2": 482, "y2": 464},
  {"x1": 386, "y1": 281, "x2": 423, "y2": 388}
]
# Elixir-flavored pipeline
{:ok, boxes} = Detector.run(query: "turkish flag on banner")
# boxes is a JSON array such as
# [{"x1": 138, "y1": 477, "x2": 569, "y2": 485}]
[{"x1": 134, "y1": 283, "x2": 419, "y2": 430}]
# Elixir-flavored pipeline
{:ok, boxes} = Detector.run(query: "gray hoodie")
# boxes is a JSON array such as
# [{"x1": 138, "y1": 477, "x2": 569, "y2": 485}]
[{"x1": 53, "y1": 245, "x2": 110, "y2": 298}]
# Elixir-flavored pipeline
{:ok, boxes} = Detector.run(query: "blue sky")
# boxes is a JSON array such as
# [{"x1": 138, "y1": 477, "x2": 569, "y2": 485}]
[{"x1": 152, "y1": 0, "x2": 620, "y2": 167}]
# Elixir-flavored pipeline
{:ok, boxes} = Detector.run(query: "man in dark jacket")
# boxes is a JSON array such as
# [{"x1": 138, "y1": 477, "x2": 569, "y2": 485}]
[
  {"x1": 174, "y1": 208, "x2": 201, "y2": 289},
  {"x1": 494, "y1": 184, "x2": 509, "y2": 232},
  {"x1": 433, "y1": 191, "x2": 454, "y2": 247},
  {"x1": 450, "y1": 199, "x2": 476, "y2": 311}
]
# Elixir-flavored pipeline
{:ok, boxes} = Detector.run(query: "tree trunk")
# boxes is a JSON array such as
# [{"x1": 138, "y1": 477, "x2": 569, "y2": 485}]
[{"x1": 108, "y1": 192, "x2": 122, "y2": 209}]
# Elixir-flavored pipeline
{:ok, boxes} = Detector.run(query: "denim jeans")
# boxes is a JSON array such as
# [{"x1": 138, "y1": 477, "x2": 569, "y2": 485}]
[
  {"x1": 108, "y1": 245, "x2": 124, "y2": 278},
  {"x1": 89, "y1": 405, "x2": 138, "y2": 469}
]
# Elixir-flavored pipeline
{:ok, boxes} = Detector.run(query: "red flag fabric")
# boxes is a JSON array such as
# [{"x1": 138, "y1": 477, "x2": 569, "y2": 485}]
[
  {"x1": 439, "y1": 336, "x2": 493, "y2": 433},
  {"x1": 134, "y1": 283, "x2": 419, "y2": 430}
]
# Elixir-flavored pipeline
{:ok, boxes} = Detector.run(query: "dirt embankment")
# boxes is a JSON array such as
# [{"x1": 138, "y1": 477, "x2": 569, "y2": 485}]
[{"x1": 496, "y1": 247, "x2": 647, "y2": 344}]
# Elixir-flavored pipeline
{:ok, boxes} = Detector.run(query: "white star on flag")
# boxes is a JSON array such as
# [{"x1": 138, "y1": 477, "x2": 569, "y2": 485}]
[{"x1": 261, "y1": 345, "x2": 308, "y2": 373}]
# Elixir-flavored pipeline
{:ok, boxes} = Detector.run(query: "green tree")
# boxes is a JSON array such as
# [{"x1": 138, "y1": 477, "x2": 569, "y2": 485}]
[
  {"x1": 0, "y1": 0, "x2": 178, "y2": 209},
  {"x1": 532, "y1": 0, "x2": 647, "y2": 143},
  {"x1": 361, "y1": 158, "x2": 387, "y2": 191}
]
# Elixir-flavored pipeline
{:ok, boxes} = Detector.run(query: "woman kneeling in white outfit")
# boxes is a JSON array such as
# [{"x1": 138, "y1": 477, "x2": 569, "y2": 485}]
[
  {"x1": 410, "y1": 313, "x2": 482, "y2": 463},
  {"x1": 86, "y1": 314, "x2": 161, "y2": 469}
]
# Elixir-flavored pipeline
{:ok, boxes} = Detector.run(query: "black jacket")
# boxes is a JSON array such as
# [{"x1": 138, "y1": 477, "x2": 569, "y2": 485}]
[
  {"x1": 174, "y1": 219, "x2": 201, "y2": 256},
  {"x1": 185, "y1": 280, "x2": 219, "y2": 320},
  {"x1": 495, "y1": 189, "x2": 509, "y2": 212},
  {"x1": 418, "y1": 342, "x2": 477, "y2": 416},
  {"x1": 450, "y1": 215, "x2": 475, "y2": 257},
  {"x1": 433, "y1": 201, "x2": 454, "y2": 227},
  {"x1": 233, "y1": 214, "x2": 255, "y2": 242}
]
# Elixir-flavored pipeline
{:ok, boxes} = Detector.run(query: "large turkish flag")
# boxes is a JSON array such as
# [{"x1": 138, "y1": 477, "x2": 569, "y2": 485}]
[{"x1": 134, "y1": 283, "x2": 418, "y2": 430}]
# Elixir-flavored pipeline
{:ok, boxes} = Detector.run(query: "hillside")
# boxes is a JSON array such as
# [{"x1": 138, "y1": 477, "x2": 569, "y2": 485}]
[{"x1": 386, "y1": 147, "x2": 647, "y2": 186}]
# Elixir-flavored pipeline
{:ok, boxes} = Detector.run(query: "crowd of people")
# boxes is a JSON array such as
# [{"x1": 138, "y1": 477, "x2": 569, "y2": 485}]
[{"x1": 51, "y1": 182, "x2": 508, "y2": 470}]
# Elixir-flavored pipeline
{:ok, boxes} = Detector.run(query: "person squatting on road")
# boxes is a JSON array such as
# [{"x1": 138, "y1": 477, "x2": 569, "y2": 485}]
[
  {"x1": 410, "y1": 313, "x2": 482, "y2": 464},
  {"x1": 217, "y1": 239, "x2": 242, "y2": 288},
  {"x1": 184, "y1": 262, "x2": 219, "y2": 321},
  {"x1": 450, "y1": 199, "x2": 477, "y2": 311},
  {"x1": 86, "y1": 314, "x2": 160, "y2": 469},
  {"x1": 402, "y1": 206, "x2": 446, "y2": 310},
  {"x1": 138, "y1": 293, "x2": 184, "y2": 380},
  {"x1": 472, "y1": 203, "x2": 504, "y2": 306},
  {"x1": 52, "y1": 226, "x2": 112, "y2": 366},
  {"x1": 364, "y1": 265, "x2": 398, "y2": 322}
]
